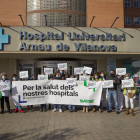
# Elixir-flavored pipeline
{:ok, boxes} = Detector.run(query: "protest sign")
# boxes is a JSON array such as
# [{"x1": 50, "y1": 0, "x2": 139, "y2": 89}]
[
  {"x1": 58, "y1": 63, "x2": 67, "y2": 70},
  {"x1": 12, "y1": 80, "x2": 102, "y2": 106},
  {"x1": 44, "y1": 68, "x2": 53, "y2": 75},
  {"x1": 103, "y1": 80, "x2": 113, "y2": 88},
  {"x1": 38, "y1": 75, "x2": 48, "y2": 80},
  {"x1": 86, "y1": 81, "x2": 96, "y2": 89},
  {"x1": 83, "y1": 66, "x2": 92, "y2": 74},
  {"x1": 74, "y1": 67, "x2": 84, "y2": 75},
  {"x1": 19, "y1": 71, "x2": 28, "y2": 79},
  {"x1": 79, "y1": 76, "x2": 90, "y2": 81},
  {"x1": 66, "y1": 78, "x2": 77, "y2": 86},
  {"x1": 122, "y1": 79, "x2": 134, "y2": 88},
  {"x1": 0, "y1": 80, "x2": 10, "y2": 91},
  {"x1": 116, "y1": 68, "x2": 126, "y2": 75}
]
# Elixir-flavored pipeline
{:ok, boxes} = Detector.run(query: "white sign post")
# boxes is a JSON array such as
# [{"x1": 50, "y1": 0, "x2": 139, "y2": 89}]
[
  {"x1": 79, "y1": 76, "x2": 90, "y2": 81},
  {"x1": 83, "y1": 66, "x2": 92, "y2": 74},
  {"x1": 74, "y1": 67, "x2": 84, "y2": 75},
  {"x1": 122, "y1": 79, "x2": 134, "y2": 88},
  {"x1": 116, "y1": 68, "x2": 126, "y2": 75},
  {"x1": 103, "y1": 80, "x2": 114, "y2": 88},
  {"x1": 38, "y1": 75, "x2": 48, "y2": 80},
  {"x1": 66, "y1": 78, "x2": 77, "y2": 86},
  {"x1": 44, "y1": 68, "x2": 53, "y2": 75},
  {"x1": 58, "y1": 63, "x2": 67, "y2": 70},
  {"x1": 19, "y1": 71, "x2": 28, "y2": 79}
]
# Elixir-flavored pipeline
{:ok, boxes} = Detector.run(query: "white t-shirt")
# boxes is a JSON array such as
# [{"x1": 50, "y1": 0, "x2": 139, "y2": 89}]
[{"x1": 0, "y1": 80, "x2": 11, "y2": 97}]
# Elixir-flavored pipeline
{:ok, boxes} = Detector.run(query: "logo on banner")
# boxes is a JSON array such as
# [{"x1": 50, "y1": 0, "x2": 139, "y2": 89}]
[
  {"x1": 0, "y1": 28, "x2": 10, "y2": 50},
  {"x1": 80, "y1": 99, "x2": 94, "y2": 103}
]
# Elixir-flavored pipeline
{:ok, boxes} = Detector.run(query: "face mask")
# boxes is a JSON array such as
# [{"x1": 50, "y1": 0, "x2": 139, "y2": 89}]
[
  {"x1": 110, "y1": 74, "x2": 115, "y2": 77},
  {"x1": 2, "y1": 76, "x2": 6, "y2": 80},
  {"x1": 30, "y1": 77, "x2": 33, "y2": 80},
  {"x1": 13, "y1": 77, "x2": 17, "y2": 81},
  {"x1": 125, "y1": 76, "x2": 129, "y2": 80},
  {"x1": 101, "y1": 74, "x2": 104, "y2": 77},
  {"x1": 95, "y1": 76, "x2": 98, "y2": 79},
  {"x1": 58, "y1": 75, "x2": 61, "y2": 78},
  {"x1": 60, "y1": 71, "x2": 63, "y2": 74}
]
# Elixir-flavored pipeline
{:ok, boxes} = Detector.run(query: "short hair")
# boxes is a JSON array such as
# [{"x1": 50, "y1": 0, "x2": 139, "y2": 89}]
[
  {"x1": 12, "y1": 74, "x2": 17, "y2": 78},
  {"x1": 124, "y1": 73, "x2": 130, "y2": 78},
  {"x1": 1, "y1": 72, "x2": 7, "y2": 78},
  {"x1": 110, "y1": 70, "x2": 115, "y2": 73}
]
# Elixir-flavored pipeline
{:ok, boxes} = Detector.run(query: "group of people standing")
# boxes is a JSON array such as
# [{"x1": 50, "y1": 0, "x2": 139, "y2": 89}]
[{"x1": 0, "y1": 68, "x2": 136, "y2": 116}]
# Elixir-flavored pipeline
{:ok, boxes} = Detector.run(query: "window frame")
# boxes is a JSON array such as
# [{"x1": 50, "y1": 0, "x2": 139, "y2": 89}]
[
  {"x1": 125, "y1": 17, "x2": 131, "y2": 25},
  {"x1": 133, "y1": 0, "x2": 139, "y2": 8},
  {"x1": 124, "y1": 0, "x2": 131, "y2": 7},
  {"x1": 134, "y1": 17, "x2": 140, "y2": 25}
]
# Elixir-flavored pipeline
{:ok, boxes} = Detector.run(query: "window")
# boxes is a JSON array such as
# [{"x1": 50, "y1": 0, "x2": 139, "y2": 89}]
[
  {"x1": 124, "y1": 0, "x2": 131, "y2": 7},
  {"x1": 125, "y1": 17, "x2": 131, "y2": 25},
  {"x1": 134, "y1": 17, "x2": 140, "y2": 25},
  {"x1": 134, "y1": 0, "x2": 139, "y2": 7}
]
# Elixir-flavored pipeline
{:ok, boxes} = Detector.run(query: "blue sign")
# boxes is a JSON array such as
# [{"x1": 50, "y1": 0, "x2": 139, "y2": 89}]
[{"x1": 0, "y1": 28, "x2": 9, "y2": 50}]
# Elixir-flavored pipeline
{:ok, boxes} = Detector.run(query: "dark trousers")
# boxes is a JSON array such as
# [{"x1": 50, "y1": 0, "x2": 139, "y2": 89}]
[{"x1": 0, "y1": 96, "x2": 10, "y2": 111}]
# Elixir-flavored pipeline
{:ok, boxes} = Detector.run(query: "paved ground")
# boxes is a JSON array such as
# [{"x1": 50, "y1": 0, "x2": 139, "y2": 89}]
[{"x1": 0, "y1": 97, "x2": 140, "y2": 140}]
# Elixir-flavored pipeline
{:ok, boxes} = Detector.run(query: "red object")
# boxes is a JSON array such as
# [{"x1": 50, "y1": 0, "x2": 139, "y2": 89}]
[
  {"x1": 14, "y1": 109, "x2": 18, "y2": 113},
  {"x1": 19, "y1": 110, "x2": 24, "y2": 113}
]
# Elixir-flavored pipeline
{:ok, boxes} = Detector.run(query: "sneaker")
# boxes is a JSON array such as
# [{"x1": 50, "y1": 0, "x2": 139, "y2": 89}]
[
  {"x1": 116, "y1": 111, "x2": 119, "y2": 114},
  {"x1": 14, "y1": 109, "x2": 18, "y2": 113},
  {"x1": 69, "y1": 110, "x2": 73, "y2": 112},
  {"x1": 52, "y1": 108, "x2": 57, "y2": 112},
  {"x1": 107, "y1": 110, "x2": 112, "y2": 113},
  {"x1": 59, "y1": 109, "x2": 62, "y2": 113},
  {"x1": 19, "y1": 110, "x2": 24, "y2": 113},
  {"x1": 92, "y1": 108, "x2": 96, "y2": 112}
]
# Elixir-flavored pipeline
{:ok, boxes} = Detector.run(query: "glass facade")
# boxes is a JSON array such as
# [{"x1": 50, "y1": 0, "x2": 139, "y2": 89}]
[{"x1": 27, "y1": 0, "x2": 86, "y2": 27}]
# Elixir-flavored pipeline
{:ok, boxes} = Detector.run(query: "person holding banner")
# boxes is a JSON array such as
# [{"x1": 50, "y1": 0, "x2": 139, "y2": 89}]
[
  {"x1": 107, "y1": 70, "x2": 120, "y2": 114},
  {"x1": 121, "y1": 73, "x2": 136, "y2": 116},
  {"x1": 12, "y1": 74, "x2": 25, "y2": 113},
  {"x1": 68, "y1": 75, "x2": 77, "y2": 112},
  {"x1": 92, "y1": 73, "x2": 102, "y2": 113},
  {"x1": 0, "y1": 72, "x2": 11, "y2": 114},
  {"x1": 39, "y1": 73, "x2": 47, "y2": 112}
]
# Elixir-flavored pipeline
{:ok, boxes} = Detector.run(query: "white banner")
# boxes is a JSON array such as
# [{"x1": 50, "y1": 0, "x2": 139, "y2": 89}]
[
  {"x1": 58, "y1": 63, "x2": 67, "y2": 70},
  {"x1": 66, "y1": 78, "x2": 77, "y2": 86},
  {"x1": 116, "y1": 68, "x2": 126, "y2": 75},
  {"x1": 0, "y1": 80, "x2": 10, "y2": 91},
  {"x1": 86, "y1": 81, "x2": 96, "y2": 89},
  {"x1": 38, "y1": 75, "x2": 48, "y2": 80},
  {"x1": 84, "y1": 66, "x2": 92, "y2": 74},
  {"x1": 122, "y1": 79, "x2": 134, "y2": 88},
  {"x1": 44, "y1": 68, "x2": 53, "y2": 75},
  {"x1": 19, "y1": 71, "x2": 28, "y2": 79},
  {"x1": 79, "y1": 76, "x2": 90, "y2": 81},
  {"x1": 12, "y1": 80, "x2": 102, "y2": 106},
  {"x1": 103, "y1": 80, "x2": 113, "y2": 88},
  {"x1": 74, "y1": 67, "x2": 84, "y2": 75}
]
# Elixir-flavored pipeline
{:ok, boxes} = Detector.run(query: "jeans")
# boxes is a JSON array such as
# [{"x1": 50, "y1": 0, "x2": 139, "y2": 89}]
[
  {"x1": 15, "y1": 105, "x2": 21, "y2": 110},
  {"x1": 68, "y1": 105, "x2": 75, "y2": 110},
  {"x1": 40, "y1": 104, "x2": 46, "y2": 109},
  {"x1": 54, "y1": 104, "x2": 61, "y2": 109},
  {"x1": 108, "y1": 90, "x2": 119, "y2": 111}
]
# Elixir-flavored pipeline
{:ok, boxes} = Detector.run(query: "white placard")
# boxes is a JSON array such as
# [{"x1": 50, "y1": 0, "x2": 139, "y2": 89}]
[
  {"x1": 103, "y1": 80, "x2": 114, "y2": 88},
  {"x1": 19, "y1": 71, "x2": 28, "y2": 79},
  {"x1": 0, "y1": 81, "x2": 10, "y2": 91},
  {"x1": 74, "y1": 67, "x2": 84, "y2": 75},
  {"x1": 83, "y1": 66, "x2": 92, "y2": 74},
  {"x1": 44, "y1": 68, "x2": 53, "y2": 75},
  {"x1": 122, "y1": 79, "x2": 134, "y2": 88},
  {"x1": 116, "y1": 68, "x2": 126, "y2": 75},
  {"x1": 66, "y1": 78, "x2": 77, "y2": 85},
  {"x1": 79, "y1": 76, "x2": 90, "y2": 81},
  {"x1": 87, "y1": 81, "x2": 96, "y2": 89},
  {"x1": 58, "y1": 63, "x2": 67, "y2": 70},
  {"x1": 38, "y1": 75, "x2": 48, "y2": 80}
]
